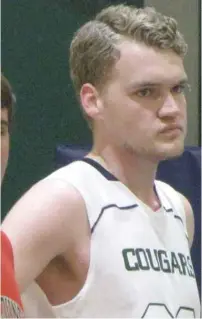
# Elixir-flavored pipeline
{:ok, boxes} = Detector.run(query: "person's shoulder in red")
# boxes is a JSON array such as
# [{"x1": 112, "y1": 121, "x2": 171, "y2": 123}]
[{"x1": 1, "y1": 230, "x2": 24, "y2": 317}]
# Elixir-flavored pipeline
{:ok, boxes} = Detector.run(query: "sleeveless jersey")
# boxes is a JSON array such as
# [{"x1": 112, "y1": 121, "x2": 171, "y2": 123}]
[{"x1": 22, "y1": 159, "x2": 200, "y2": 318}]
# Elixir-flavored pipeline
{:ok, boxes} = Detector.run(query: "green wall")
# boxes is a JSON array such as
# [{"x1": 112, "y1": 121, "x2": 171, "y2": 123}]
[
  {"x1": 2, "y1": 1, "x2": 92, "y2": 217},
  {"x1": 2, "y1": 0, "x2": 143, "y2": 217}
]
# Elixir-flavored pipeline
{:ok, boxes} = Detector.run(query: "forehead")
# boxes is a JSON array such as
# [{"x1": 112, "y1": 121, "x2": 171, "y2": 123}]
[{"x1": 113, "y1": 41, "x2": 187, "y2": 86}]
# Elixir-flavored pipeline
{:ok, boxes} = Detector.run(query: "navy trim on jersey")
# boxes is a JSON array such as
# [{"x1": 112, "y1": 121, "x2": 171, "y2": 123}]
[
  {"x1": 91, "y1": 203, "x2": 138, "y2": 233},
  {"x1": 162, "y1": 208, "x2": 188, "y2": 240},
  {"x1": 81, "y1": 158, "x2": 187, "y2": 237},
  {"x1": 154, "y1": 184, "x2": 173, "y2": 212},
  {"x1": 164, "y1": 208, "x2": 173, "y2": 213},
  {"x1": 174, "y1": 214, "x2": 184, "y2": 225},
  {"x1": 174, "y1": 215, "x2": 189, "y2": 241},
  {"x1": 82, "y1": 158, "x2": 118, "y2": 181}
]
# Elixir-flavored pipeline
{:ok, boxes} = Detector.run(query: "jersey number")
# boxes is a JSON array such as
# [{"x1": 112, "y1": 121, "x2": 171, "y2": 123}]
[{"x1": 142, "y1": 303, "x2": 195, "y2": 318}]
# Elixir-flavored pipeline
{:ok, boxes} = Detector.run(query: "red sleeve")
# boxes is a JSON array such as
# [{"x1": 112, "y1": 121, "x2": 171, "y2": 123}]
[{"x1": 1, "y1": 230, "x2": 24, "y2": 317}]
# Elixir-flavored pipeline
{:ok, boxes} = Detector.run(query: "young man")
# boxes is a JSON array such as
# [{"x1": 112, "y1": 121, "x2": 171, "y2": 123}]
[
  {"x1": 1, "y1": 74, "x2": 24, "y2": 317},
  {"x1": 2, "y1": 5, "x2": 200, "y2": 318},
  {"x1": 1, "y1": 74, "x2": 13, "y2": 183}
]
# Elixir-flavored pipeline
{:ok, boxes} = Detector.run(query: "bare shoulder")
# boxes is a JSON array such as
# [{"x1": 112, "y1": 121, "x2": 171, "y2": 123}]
[
  {"x1": 178, "y1": 192, "x2": 195, "y2": 248},
  {"x1": 1, "y1": 177, "x2": 88, "y2": 292},
  {"x1": 2, "y1": 176, "x2": 87, "y2": 239}
]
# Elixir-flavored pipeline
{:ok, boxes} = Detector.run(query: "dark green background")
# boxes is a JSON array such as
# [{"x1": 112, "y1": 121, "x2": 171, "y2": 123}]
[{"x1": 2, "y1": 0, "x2": 143, "y2": 218}]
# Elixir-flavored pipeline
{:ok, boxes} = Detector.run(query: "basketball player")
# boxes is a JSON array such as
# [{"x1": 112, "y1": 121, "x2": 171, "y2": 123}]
[
  {"x1": 2, "y1": 5, "x2": 200, "y2": 318},
  {"x1": 1, "y1": 74, "x2": 24, "y2": 317}
]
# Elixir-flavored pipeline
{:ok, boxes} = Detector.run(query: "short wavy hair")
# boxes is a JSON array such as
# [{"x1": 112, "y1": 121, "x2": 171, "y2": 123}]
[{"x1": 70, "y1": 4, "x2": 187, "y2": 98}]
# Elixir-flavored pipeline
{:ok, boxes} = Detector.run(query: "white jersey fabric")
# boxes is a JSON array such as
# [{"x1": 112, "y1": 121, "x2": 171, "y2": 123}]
[{"x1": 21, "y1": 158, "x2": 200, "y2": 318}]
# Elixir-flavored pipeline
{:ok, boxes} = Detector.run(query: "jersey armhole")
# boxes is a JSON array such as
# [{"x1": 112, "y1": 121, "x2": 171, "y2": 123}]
[{"x1": 155, "y1": 180, "x2": 188, "y2": 238}]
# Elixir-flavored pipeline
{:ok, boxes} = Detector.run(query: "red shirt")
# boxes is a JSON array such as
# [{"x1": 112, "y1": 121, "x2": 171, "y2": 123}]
[{"x1": 1, "y1": 230, "x2": 24, "y2": 317}]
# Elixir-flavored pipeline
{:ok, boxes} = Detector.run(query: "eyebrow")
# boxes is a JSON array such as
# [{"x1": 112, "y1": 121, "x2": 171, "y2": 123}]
[{"x1": 128, "y1": 78, "x2": 189, "y2": 89}]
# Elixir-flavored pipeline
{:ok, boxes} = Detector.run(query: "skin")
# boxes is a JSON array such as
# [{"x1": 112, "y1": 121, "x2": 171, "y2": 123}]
[
  {"x1": 2, "y1": 41, "x2": 194, "y2": 306},
  {"x1": 1, "y1": 108, "x2": 10, "y2": 183}
]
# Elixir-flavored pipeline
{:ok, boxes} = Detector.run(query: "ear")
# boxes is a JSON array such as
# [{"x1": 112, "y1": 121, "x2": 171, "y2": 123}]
[{"x1": 80, "y1": 83, "x2": 103, "y2": 120}]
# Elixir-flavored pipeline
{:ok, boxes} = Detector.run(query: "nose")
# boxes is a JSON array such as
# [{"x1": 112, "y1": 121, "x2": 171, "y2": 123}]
[{"x1": 157, "y1": 93, "x2": 182, "y2": 118}]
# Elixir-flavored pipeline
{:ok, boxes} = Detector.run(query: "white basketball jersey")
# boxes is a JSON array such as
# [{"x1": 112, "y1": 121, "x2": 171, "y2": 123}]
[{"x1": 22, "y1": 158, "x2": 200, "y2": 318}]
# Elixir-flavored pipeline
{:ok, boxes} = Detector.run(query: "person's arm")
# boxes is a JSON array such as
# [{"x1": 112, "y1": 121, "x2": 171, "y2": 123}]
[
  {"x1": 178, "y1": 193, "x2": 195, "y2": 248},
  {"x1": 2, "y1": 178, "x2": 87, "y2": 294}
]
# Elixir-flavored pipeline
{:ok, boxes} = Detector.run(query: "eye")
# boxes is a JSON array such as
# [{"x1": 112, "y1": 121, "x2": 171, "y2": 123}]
[
  {"x1": 171, "y1": 84, "x2": 187, "y2": 94},
  {"x1": 136, "y1": 88, "x2": 153, "y2": 97}
]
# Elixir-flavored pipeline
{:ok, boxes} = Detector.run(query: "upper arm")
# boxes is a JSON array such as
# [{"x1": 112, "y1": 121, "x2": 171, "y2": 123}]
[
  {"x1": 1, "y1": 178, "x2": 87, "y2": 293},
  {"x1": 178, "y1": 192, "x2": 195, "y2": 248}
]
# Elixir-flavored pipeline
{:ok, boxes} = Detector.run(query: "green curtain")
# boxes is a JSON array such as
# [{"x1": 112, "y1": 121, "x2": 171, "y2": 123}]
[{"x1": 1, "y1": 0, "x2": 143, "y2": 218}]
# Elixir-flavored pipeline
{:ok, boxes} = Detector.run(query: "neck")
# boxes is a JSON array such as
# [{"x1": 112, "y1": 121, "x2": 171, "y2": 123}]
[{"x1": 88, "y1": 145, "x2": 161, "y2": 210}]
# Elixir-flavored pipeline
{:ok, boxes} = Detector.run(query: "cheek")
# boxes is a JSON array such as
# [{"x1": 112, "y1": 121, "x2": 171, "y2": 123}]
[
  {"x1": 178, "y1": 95, "x2": 187, "y2": 113},
  {"x1": 1, "y1": 137, "x2": 10, "y2": 172},
  {"x1": 103, "y1": 96, "x2": 155, "y2": 135},
  {"x1": 183, "y1": 102, "x2": 187, "y2": 118},
  {"x1": 126, "y1": 109, "x2": 158, "y2": 143},
  {"x1": 128, "y1": 107, "x2": 155, "y2": 129}
]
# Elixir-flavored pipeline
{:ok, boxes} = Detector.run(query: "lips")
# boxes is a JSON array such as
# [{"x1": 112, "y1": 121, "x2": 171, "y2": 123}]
[{"x1": 160, "y1": 124, "x2": 183, "y2": 133}]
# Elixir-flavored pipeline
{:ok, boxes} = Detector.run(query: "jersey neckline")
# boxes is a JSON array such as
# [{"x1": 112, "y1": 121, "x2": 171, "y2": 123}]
[
  {"x1": 82, "y1": 157, "x2": 118, "y2": 181},
  {"x1": 80, "y1": 157, "x2": 168, "y2": 214}
]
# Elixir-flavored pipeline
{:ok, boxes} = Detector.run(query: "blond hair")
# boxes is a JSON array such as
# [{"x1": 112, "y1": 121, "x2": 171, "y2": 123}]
[{"x1": 70, "y1": 4, "x2": 187, "y2": 115}]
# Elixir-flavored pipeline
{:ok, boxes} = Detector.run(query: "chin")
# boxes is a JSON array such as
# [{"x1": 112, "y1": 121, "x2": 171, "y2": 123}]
[{"x1": 156, "y1": 141, "x2": 185, "y2": 161}]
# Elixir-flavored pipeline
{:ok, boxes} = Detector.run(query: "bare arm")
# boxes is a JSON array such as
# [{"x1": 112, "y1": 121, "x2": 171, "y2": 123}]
[
  {"x1": 178, "y1": 193, "x2": 195, "y2": 248},
  {"x1": 1, "y1": 178, "x2": 88, "y2": 293}
]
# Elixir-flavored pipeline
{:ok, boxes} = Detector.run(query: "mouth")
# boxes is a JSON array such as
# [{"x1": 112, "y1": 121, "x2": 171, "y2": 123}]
[
  {"x1": 160, "y1": 124, "x2": 183, "y2": 133},
  {"x1": 159, "y1": 125, "x2": 183, "y2": 138}
]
